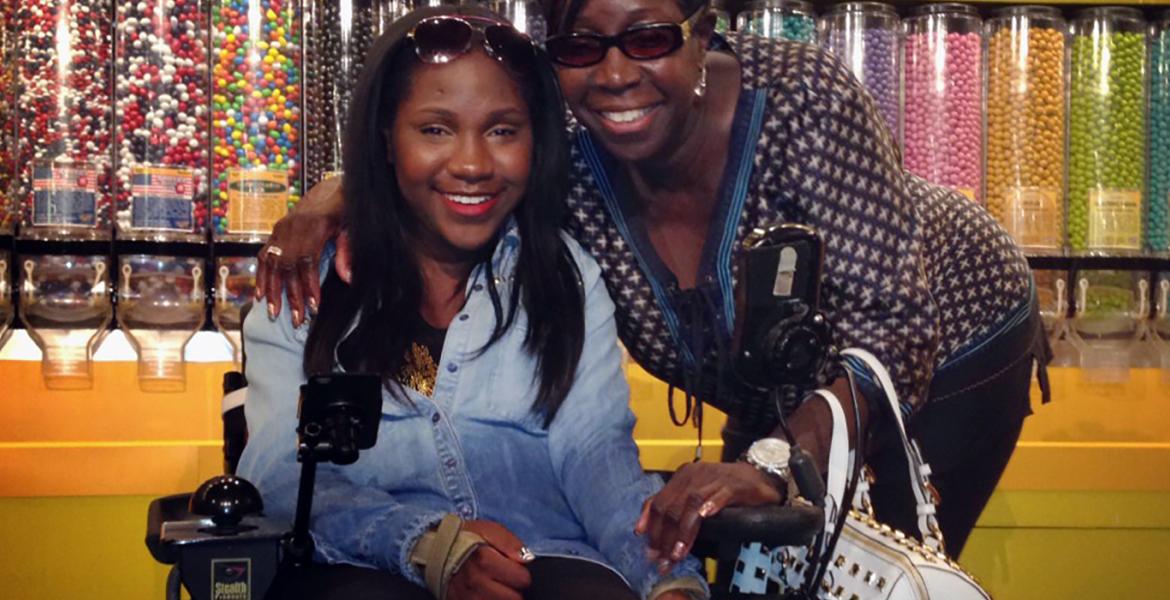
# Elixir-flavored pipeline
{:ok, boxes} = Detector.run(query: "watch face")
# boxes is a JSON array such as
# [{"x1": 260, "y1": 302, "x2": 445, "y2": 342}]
[{"x1": 750, "y1": 438, "x2": 791, "y2": 467}]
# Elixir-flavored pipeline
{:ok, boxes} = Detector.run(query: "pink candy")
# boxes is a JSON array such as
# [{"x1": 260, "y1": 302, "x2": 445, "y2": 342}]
[{"x1": 903, "y1": 31, "x2": 984, "y2": 203}]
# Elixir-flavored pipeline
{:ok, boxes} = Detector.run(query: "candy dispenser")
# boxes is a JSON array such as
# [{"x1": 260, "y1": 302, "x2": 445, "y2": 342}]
[
  {"x1": 0, "y1": 4, "x2": 17, "y2": 237},
  {"x1": 737, "y1": 0, "x2": 817, "y2": 43},
  {"x1": 1068, "y1": 8, "x2": 1147, "y2": 255},
  {"x1": 304, "y1": 0, "x2": 374, "y2": 190},
  {"x1": 819, "y1": 2, "x2": 901, "y2": 143},
  {"x1": 0, "y1": 250, "x2": 11, "y2": 351},
  {"x1": 490, "y1": 1, "x2": 545, "y2": 40},
  {"x1": 903, "y1": 3, "x2": 983, "y2": 203},
  {"x1": 19, "y1": 254, "x2": 112, "y2": 389},
  {"x1": 1154, "y1": 273, "x2": 1170, "y2": 373},
  {"x1": 1037, "y1": 268, "x2": 1078, "y2": 366},
  {"x1": 373, "y1": 1, "x2": 413, "y2": 34},
  {"x1": 1149, "y1": 11, "x2": 1170, "y2": 255},
  {"x1": 1072, "y1": 270, "x2": 1147, "y2": 380},
  {"x1": 985, "y1": 6, "x2": 1068, "y2": 254},
  {"x1": 212, "y1": 255, "x2": 257, "y2": 366},
  {"x1": 13, "y1": 0, "x2": 115, "y2": 241},
  {"x1": 210, "y1": 0, "x2": 303, "y2": 242},
  {"x1": 113, "y1": 0, "x2": 211, "y2": 243},
  {"x1": 116, "y1": 256, "x2": 205, "y2": 391}
]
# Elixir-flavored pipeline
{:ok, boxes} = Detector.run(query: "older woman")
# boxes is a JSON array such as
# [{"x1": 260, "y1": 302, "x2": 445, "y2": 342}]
[{"x1": 259, "y1": 0, "x2": 1048, "y2": 567}]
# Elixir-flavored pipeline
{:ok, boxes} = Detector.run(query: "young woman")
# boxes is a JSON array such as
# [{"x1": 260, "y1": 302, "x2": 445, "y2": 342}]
[
  {"x1": 258, "y1": 0, "x2": 1049, "y2": 568},
  {"x1": 238, "y1": 7, "x2": 706, "y2": 600}
]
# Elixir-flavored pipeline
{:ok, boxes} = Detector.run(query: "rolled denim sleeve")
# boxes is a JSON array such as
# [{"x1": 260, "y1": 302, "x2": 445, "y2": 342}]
[
  {"x1": 548, "y1": 239, "x2": 708, "y2": 599},
  {"x1": 236, "y1": 289, "x2": 445, "y2": 586}
]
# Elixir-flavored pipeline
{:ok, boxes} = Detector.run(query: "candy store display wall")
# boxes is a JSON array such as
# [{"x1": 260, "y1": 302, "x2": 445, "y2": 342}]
[
  {"x1": 1068, "y1": 8, "x2": 1147, "y2": 255},
  {"x1": 303, "y1": 0, "x2": 374, "y2": 189},
  {"x1": 984, "y1": 6, "x2": 1068, "y2": 254},
  {"x1": 114, "y1": 0, "x2": 211, "y2": 243},
  {"x1": 13, "y1": 0, "x2": 115, "y2": 241},
  {"x1": 903, "y1": 4, "x2": 983, "y2": 204},
  {"x1": 1150, "y1": 14, "x2": 1170, "y2": 255},
  {"x1": 210, "y1": 0, "x2": 302, "y2": 242}
]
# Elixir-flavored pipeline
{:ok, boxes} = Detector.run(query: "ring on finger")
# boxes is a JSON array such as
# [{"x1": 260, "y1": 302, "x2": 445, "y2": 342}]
[{"x1": 265, "y1": 245, "x2": 283, "y2": 258}]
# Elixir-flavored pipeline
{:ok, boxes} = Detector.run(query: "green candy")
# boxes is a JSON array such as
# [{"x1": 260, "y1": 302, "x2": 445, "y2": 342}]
[
  {"x1": 1068, "y1": 24, "x2": 1147, "y2": 252},
  {"x1": 1149, "y1": 24, "x2": 1170, "y2": 253}
]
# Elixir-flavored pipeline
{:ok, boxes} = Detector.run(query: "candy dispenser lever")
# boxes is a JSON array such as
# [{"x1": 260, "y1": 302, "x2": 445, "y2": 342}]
[
  {"x1": 120, "y1": 263, "x2": 133, "y2": 298},
  {"x1": 192, "y1": 266, "x2": 204, "y2": 303},
  {"x1": 1076, "y1": 278, "x2": 1089, "y2": 317}
]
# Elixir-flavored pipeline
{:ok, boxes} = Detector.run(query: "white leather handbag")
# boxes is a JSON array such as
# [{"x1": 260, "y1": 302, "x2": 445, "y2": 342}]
[{"x1": 731, "y1": 348, "x2": 992, "y2": 600}]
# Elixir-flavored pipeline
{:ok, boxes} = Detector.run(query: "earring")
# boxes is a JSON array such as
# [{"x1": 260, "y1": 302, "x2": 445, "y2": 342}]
[{"x1": 694, "y1": 62, "x2": 707, "y2": 99}]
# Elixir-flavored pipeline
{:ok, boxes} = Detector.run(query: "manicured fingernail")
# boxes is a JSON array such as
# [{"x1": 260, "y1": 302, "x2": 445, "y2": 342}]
[
  {"x1": 519, "y1": 547, "x2": 535, "y2": 563},
  {"x1": 308, "y1": 297, "x2": 318, "y2": 312},
  {"x1": 699, "y1": 501, "x2": 717, "y2": 518},
  {"x1": 291, "y1": 309, "x2": 301, "y2": 326},
  {"x1": 267, "y1": 303, "x2": 277, "y2": 319},
  {"x1": 657, "y1": 559, "x2": 672, "y2": 574},
  {"x1": 671, "y1": 541, "x2": 687, "y2": 561}
]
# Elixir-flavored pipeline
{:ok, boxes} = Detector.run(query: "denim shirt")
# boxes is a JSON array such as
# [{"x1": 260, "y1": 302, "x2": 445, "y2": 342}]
[{"x1": 237, "y1": 226, "x2": 705, "y2": 599}]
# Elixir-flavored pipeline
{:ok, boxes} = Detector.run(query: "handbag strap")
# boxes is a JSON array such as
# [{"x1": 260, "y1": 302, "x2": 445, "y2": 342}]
[
  {"x1": 814, "y1": 388, "x2": 851, "y2": 539},
  {"x1": 840, "y1": 348, "x2": 945, "y2": 552}
]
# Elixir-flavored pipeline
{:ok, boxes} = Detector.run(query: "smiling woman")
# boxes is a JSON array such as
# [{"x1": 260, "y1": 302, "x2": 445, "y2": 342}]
[{"x1": 237, "y1": 5, "x2": 708, "y2": 600}]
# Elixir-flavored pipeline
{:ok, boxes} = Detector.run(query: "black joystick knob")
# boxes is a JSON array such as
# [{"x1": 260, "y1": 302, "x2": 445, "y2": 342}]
[{"x1": 189, "y1": 475, "x2": 264, "y2": 530}]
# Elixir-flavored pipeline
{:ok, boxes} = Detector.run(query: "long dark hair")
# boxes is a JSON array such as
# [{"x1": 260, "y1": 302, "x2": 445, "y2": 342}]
[{"x1": 304, "y1": 5, "x2": 583, "y2": 427}]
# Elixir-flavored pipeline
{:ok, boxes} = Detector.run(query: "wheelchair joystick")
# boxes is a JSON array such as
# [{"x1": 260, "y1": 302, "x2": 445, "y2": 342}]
[{"x1": 189, "y1": 475, "x2": 264, "y2": 533}]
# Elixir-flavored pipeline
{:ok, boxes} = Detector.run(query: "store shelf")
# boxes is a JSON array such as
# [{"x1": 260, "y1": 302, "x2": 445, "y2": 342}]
[{"x1": 1027, "y1": 254, "x2": 1170, "y2": 272}]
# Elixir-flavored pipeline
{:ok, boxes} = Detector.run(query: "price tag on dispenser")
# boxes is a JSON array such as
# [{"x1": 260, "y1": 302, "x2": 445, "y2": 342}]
[{"x1": 31, "y1": 162, "x2": 98, "y2": 227}]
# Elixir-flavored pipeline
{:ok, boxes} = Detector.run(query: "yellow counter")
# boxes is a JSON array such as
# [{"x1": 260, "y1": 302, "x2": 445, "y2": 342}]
[{"x1": 0, "y1": 360, "x2": 1167, "y2": 599}]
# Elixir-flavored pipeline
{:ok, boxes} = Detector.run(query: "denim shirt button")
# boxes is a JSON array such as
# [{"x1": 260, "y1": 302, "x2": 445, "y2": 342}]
[
  {"x1": 431, "y1": 412, "x2": 440, "y2": 424},
  {"x1": 459, "y1": 506, "x2": 473, "y2": 518},
  {"x1": 446, "y1": 363, "x2": 458, "y2": 373}
]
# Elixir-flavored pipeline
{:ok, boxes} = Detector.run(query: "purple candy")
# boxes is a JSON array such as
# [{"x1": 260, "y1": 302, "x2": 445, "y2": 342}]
[{"x1": 823, "y1": 27, "x2": 900, "y2": 140}]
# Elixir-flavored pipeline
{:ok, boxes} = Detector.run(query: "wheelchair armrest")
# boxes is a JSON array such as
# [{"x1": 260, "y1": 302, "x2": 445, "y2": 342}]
[
  {"x1": 696, "y1": 504, "x2": 823, "y2": 548},
  {"x1": 145, "y1": 493, "x2": 196, "y2": 565}
]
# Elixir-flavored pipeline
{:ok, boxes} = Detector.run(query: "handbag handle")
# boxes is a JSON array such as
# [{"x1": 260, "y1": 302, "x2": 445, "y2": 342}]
[{"x1": 838, "y1": 348, "x2": 946, "y2": 552}]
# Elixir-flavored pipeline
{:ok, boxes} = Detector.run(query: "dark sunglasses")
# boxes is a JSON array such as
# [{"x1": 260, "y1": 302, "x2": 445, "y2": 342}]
[
  {"x1": 544, "y1": 8, "x2": 705, "y2": 68},
  {"x1": 408, "y1": 15, "x2": 537, "y2": 73}
]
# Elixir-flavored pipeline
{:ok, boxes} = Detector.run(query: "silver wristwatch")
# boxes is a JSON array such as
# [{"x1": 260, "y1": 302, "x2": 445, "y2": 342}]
[{"x1": 743, "y1": 437, "x2": 792, "y2": 484}]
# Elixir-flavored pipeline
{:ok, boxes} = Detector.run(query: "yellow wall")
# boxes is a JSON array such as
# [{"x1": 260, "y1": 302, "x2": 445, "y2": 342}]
[{"x1": 0, "y1": 361, "x2": 1167, "y2": 599}]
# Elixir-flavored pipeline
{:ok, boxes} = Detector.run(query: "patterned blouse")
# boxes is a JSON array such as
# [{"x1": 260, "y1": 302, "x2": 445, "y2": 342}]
[{"x1": 561, "y1": 33, "x2": 1031, "y2": 421}]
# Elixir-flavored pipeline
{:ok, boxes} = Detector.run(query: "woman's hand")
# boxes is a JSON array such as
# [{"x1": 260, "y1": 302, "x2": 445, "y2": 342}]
[
  {"x1": 447, "y1": 520, "x2": 533, "y2": 600},
  {"x1": 635, "y1": 462, "x2": 784, "y2": 572},
  {"x1": 256, "y1": 176, "x2": 345, "y2": 326}
]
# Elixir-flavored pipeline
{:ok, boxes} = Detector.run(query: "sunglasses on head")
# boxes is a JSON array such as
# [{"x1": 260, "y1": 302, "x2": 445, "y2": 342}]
[
  {"x1": 408, "y1": 15, "x2": 537, "y2": 73},
  {"x1": 544, "y1": 8, "x2": 706, "y2": 68}
]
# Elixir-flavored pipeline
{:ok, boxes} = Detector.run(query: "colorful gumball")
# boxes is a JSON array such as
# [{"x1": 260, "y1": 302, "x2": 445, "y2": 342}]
[
  {"x1": 903, "y1": 3, "x2": 983, "y2": 205},
  {"x1": 819, "y1": 2, "x2": 900, "y2": 144},
  {"x1": 115, "y1": 0, "x2": 211, "y2": 242},
  {"x1": 1149, "y1": 11, "x2": 1170, "y2": 255},
  {"x1": 985, "y1": 6, "x2": 1068, "y2": 254},
  {"x1": 1068, "y1": 7, "x2": 1146, "y2": 254},
  {"x1": 210, "y1": 0, "x2": 303, "y2": 242},
  {"x1": 13, "y1": 0, "x2": 115, "y2": 240}
]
